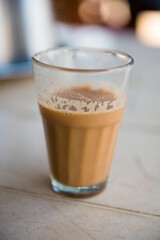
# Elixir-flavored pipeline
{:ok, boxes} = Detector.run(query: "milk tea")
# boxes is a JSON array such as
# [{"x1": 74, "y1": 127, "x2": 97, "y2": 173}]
[{"x1": 39, "y1": 86, "x2": 124, "y2": 187}]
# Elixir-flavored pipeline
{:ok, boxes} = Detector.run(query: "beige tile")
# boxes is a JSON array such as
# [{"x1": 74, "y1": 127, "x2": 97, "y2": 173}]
[
  {"x1": 0, "y1": 189, "x2": 160, "y2": 240},
  {"x1": 117, "y1": 32, "x2": 160, "y2": 96},
  {"x1": 123, "y1": 89, "x2": 160, "y2": 127},
  {"x1": 0, "y1": 79, "x2": 50, "y2": 194},
  {"x1": 117, "y1": 33, "x2": 160, "y2": 126},
  {"x1": 82, "y1": 129, "x2": 160, "y2": 215}
]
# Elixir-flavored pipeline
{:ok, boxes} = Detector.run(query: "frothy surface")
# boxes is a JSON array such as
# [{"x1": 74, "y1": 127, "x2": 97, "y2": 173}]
[{"x1": 50, "y1": 86, "x2": 118, "y2": 113}]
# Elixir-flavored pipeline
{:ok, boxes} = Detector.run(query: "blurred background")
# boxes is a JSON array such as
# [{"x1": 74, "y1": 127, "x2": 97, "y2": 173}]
[{"x1": 0, "y1": 0, "x2": 160, "y2": 79}]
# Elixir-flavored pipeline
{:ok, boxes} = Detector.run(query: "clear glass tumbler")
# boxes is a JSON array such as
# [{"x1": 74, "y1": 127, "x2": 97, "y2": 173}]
[{"x1": 32, "y1": 48, "x2": 134, "y2": 197}]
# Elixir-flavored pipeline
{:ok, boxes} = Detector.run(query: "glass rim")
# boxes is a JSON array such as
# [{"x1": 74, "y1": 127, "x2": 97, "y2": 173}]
[{"x1": 32, "y1": 47, "x2": 134, "y2": 73}]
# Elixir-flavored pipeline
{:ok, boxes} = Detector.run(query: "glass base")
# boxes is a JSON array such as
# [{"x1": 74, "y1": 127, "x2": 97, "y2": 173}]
[{"x1": 51, "y1": 178, "x2": 107, "y2": 198}]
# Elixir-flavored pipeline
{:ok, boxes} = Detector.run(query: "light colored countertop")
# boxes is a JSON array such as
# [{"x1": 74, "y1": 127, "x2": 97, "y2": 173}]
[{"x1": 0, "y1": 32, "x2": 160, "y2": 239}]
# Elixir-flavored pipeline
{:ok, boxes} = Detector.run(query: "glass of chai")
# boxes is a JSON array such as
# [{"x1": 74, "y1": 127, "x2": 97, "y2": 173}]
[{"x1": 32, "y1": 48, "x2": 134, "y2": 197}]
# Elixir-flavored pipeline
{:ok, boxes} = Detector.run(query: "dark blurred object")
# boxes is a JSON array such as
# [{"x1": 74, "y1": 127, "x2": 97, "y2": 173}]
[
  {"x1": 52, "y1": 0, "x2": 131, "y2": 28},
  {"x1": 52, "y1": 0, "x2": 81, "y2": 23},
  {"x1": 129, "y1": 0, "x2": 160, "y2": 27},
  {"x1": 52, "y1": 0, "x2": 160, "y2": 28},
  {"x1": 0, "y1": 0, "x2": 56, "y2": 79}
]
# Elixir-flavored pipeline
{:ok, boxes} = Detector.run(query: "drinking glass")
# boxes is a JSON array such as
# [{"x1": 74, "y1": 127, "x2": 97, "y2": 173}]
[{"x1": 32, "y1": 48, "x2": 134, "y2": 197}]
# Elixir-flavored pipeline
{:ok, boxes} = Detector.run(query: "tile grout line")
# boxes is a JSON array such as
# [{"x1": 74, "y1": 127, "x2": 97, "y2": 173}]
[{"x1": 0, "y1": 185, "x2": 160, "y2": 219}]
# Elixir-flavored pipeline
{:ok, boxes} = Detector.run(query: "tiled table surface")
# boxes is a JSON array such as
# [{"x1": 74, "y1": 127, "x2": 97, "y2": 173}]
[{"x1": 0, "y1": 32, "x2": 160, "y2": 239}]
